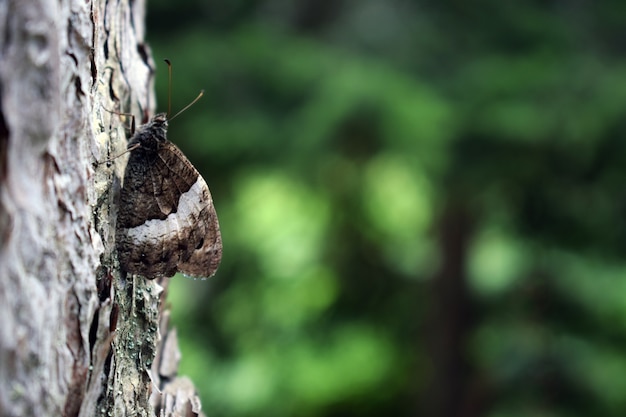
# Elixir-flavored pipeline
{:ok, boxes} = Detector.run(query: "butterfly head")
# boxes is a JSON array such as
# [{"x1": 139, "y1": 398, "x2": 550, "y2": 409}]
[{"x1": 127, "y1": 113, "x2": 169, "y2": 153}]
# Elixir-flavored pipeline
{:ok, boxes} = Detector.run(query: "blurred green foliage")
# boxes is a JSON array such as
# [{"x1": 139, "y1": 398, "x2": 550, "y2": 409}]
[{"x1": 146, "y1": 1, "x2": 626, "y2": 416}]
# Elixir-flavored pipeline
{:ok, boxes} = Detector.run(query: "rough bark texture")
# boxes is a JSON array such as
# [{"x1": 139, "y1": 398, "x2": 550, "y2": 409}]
[{"x1": 0, "y1": 0, "x2": 204, "y2": 416}]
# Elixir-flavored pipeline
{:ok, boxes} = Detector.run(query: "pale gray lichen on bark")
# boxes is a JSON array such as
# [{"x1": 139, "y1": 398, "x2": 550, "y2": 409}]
[{"x1": 0, "y1": 0, "x2": 205, "y2": 416}]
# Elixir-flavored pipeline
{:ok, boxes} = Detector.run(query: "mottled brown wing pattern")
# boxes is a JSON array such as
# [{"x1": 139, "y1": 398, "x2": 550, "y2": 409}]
[{"x1": 115, "y1": 114, "x2": 222, "y2": 279}]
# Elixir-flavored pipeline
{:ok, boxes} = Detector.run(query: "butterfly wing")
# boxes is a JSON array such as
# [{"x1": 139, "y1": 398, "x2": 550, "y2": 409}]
[
  {"x1": 116, "y1": 140, "x2": 222, "y2": 279},
  {"x1": 175, "y1": 174, "x2": 222, "y2": 278}
]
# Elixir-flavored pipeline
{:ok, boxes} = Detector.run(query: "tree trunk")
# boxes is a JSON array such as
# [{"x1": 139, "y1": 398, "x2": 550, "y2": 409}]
[
  {"x1": 423, "y1": 200, "x2": 480, "y2": 417},
  {"x1": 0, "y1": 1, "x2": 203, "y2": 416}
]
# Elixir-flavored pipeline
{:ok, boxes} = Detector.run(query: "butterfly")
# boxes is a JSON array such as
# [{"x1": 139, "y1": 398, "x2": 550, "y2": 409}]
[{"x1": 115, "y1": 111, "x2": 222, "y2": 279}]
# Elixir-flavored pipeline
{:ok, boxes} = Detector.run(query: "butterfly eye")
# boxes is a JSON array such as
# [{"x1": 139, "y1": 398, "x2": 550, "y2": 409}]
[{"x1": 195, "y1": 238, "x2": 204, "y2": 250}]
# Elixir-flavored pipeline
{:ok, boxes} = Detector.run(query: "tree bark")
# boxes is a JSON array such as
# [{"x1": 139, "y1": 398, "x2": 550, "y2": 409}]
[{"x1": 0, "y1": 0, "x2": 203, "y2": 416}]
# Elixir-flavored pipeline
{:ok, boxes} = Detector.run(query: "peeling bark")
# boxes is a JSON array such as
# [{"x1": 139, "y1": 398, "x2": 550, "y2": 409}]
[{"x1": 0, "y1": 1, "x2": 204, "y2": 416}]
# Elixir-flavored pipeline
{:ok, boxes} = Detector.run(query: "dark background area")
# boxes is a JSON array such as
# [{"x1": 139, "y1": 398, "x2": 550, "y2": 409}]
[{"x1": 145, "y1": 1, "x2": 626, "y2": 416}]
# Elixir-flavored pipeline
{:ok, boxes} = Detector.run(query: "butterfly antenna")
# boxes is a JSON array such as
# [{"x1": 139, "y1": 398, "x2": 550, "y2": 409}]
[
  {"x1": 164, "y1": 59, "x2": 173, "y2": 118},
  {"x1": 162, "y1": 59, "x2": 204, "y2": 121},
  {"x1": 169, "y1": 90, "x2": 204, "y2": 121}
]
